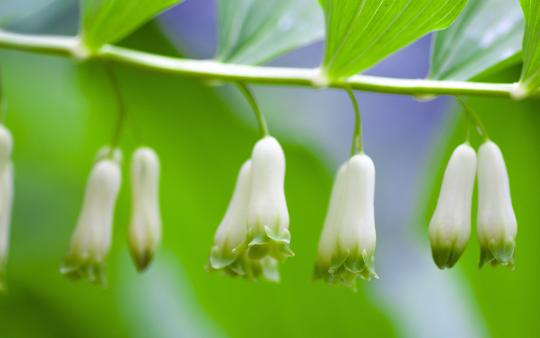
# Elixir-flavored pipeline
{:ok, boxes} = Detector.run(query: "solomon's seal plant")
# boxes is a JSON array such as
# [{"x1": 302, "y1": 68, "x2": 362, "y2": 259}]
[
  {"x1": 429, "y1": 143, "x2": 477, "y2": 269},
  {"x1": 0, "y1": 0, "x2": 535, "y2": 291}
]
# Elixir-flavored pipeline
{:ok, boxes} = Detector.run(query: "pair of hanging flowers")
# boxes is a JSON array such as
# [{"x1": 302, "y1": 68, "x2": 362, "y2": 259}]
[
  {"x1": 208, "y1": 136, "x2": 293, "y2": 281},
  {"x1": 61, "y1": 146, "x2": 162, "y2": 285},
  {"x1": 208, "y1": 136, "x2": 377, "y2": 288},
  {"x1": 209, "y1": 87, "x2": 377, "y2": 289},
  {"x1": 429, "y1": 140, "x2": 517, "y2": 269}
]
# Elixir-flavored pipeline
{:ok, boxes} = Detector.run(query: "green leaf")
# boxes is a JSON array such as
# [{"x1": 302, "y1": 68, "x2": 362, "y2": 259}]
[
  {"x1": 319, "y1": 0, "x2": 468, "y2": 80},
  {"x1": 516, "y1": 0, "x2": 540, "y2": 97},
  {"x1": 80, "y1": 0, "x2": 183, "y2": 52},
  {"x1": 215, "y1": 0, "x2": 324, "y2": 65},
  {"x1": 429, "y1": 0, "x2": 524, "y2": 80}
]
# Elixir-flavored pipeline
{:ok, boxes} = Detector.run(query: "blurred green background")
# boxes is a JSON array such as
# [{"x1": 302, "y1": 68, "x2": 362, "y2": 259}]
[{"x1": 1, "y1": 1, "x2": 539, "y2": 338}]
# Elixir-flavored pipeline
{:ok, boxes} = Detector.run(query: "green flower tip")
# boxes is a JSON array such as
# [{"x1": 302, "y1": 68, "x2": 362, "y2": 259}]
[
  {"x1": 479, "y1": 238, "x2": 516, "y2": 270},
  {"x1": 208, "y1": 248, "x2": 280, "y2": 283},
  {"x1": 60, "y1": 255, "x2": 107, "y2": 287},
  {"x1": 314, "y1": 249, "x2": 378, "y2": 291},
  {"x1": 208, "y1": 229, "x2": 292, "y2": 282},
  {"x1": 130, "y1": 247, "x2": 156, "y2": 273},
  {"x1": 247, "y1": 226, "x2": 294, "y2": 261},
  {"x1": 431, "y1": 241, "x2": 465, "y2": 270}
]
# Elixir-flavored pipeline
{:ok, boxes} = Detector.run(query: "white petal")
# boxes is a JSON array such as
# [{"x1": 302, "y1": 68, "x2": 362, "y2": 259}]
[
  {"x1": 247, "y1": 136, "x2": 289, "y2": 234},
  {"x1": 316, "y1": 163, "x2": 347, "y2": 265},
  {"x1": 338, "y1": 153, "x2": 376, "y2": 254},
  {"x1": 213, "y1": 160, "x2": 252, "y2": 252}
]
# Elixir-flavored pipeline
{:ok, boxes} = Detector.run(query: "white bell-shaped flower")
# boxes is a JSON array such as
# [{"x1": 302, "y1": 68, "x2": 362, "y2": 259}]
[
  {"x1": 429, "y1": 143, "x2": 477, "y2": 269},
  {"x1": 0, "y1": 125, "x2": 13, "y2": 292},
  {"x1": 128, "y1": 147, "x2": 161, "y2": 272},
  {"x1": 477, "y1": 141, "x2": 517, "y2": 268},
  {"x1": 61, "y1": 150, "x2": 121, "y2": 285},
  {"x1": 209, "y1": 136, "x2": 292, "y2": 282},
  {"x1": 209, "y1": 160, "x2": 251, "y2": 273},
  {"x1": 246, "y1": 136, "x2": 293, "y2": 261},
  {"x1": 315, "y1": 153, "x2": 378, "y2": 289}
]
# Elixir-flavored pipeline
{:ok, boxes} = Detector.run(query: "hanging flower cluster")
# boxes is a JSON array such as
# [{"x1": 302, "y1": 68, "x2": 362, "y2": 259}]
[
  {"x1": 0, "y1": 125, "x2": 13, "y2": 292},
  {"x1": 60, "y1": 146, "x2": 162, "y2": 286},
  {"x1": 314, "y1": 153, "x2": 378, "y2": 290},
  {"x1": 429, "y1": 140, "x2": 517, "y2": 269},
  {"x1": 0, "y1": 79, "x2": 520, "y2": 293},
  {"x1": 208, "y1": 136, "x2": 293, "y2": 282}
]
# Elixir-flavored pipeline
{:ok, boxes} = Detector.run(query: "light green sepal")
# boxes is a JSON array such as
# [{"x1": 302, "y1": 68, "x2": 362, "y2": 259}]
[
  {"x1": 208, "y1": 246, "x2": 281, "y2": 283},
  {"x1": 209, "y1": 244, "x2": 241, "y2": 270},
  {"x1": 60, "y1": 255, "x2": 107, "y2": 287},
  {"x1": 247, "y1": 226, "x2": 294, "y2": 261},
  {"x1": 479, "y1": 238, "x2": 515, "y2": 270},
  {"x1": 314, "y1": 248, "x2": 378, "y2": 290}
]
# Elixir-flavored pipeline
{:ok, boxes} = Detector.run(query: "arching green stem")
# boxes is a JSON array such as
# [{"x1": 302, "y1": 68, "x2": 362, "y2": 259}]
[
  {"x1": 457, "y1": 97, "x2": 489, "y2": 141},
  {"x1": 236, "y1": 83, "x2": 269, "y2": 137},
  {"x1": 346, "y1": 87, "x2": 363, "y2": 155},
  {"x1": 104, "y1": 63, "x2": 127, "y2": 153},
  {"x1": 0, "y1": 31, "x2": 536, "y2": 99}
]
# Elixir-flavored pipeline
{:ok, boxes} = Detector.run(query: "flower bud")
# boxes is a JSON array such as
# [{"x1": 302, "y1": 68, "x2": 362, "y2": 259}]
[
  {"x1": 315, "y1": 153, "x2": 378, "y2": 289},
  {"x1": 246, "y1": 136, "x2": 293, "y2": 261},
  {"x1": 0, "y1": 125, "x2": 13, "y2": 292},
  {"x1": 128, "y1": 147, "x2": 161, "y2": 272},
  {"x1": 477, "y1": 141, "x2": 517, "y2": 268},
  {"x1": 429, "y1": 144, "x2": 476, "y2": 269},
  {"x1": 61, "y1": 151, "x2": 121, "y2": 285}
]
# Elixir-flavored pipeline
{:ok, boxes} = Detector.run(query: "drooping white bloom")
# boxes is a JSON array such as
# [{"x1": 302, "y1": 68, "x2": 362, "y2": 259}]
[
  {"x1": 246, "y1": 136, "x2": 292, "y2": 261},
  {"x1": 0, "y1": 125, "x2": 13, "y2": 292},
  {"x1": 429, "y1": 143, "x2": 477, "y2": 269},
  {"x1": 128, "y1": 147, "x2": 161, "y2": 272},
  {"x1": 209, "y1": 160, "x2": 251, "y2": 272},
  {"x1": 315, "y1": 153, "x2": 377, "y2": 289},
  {"x1": 477, "y1": 141, "x2": 517, "y2": 268},
  {"x1": 61, "y1": 150, "x2": 121, "y2": 285},
  {"x1": 208, "y1": 136, "x2": 291, "y2": 282}
]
